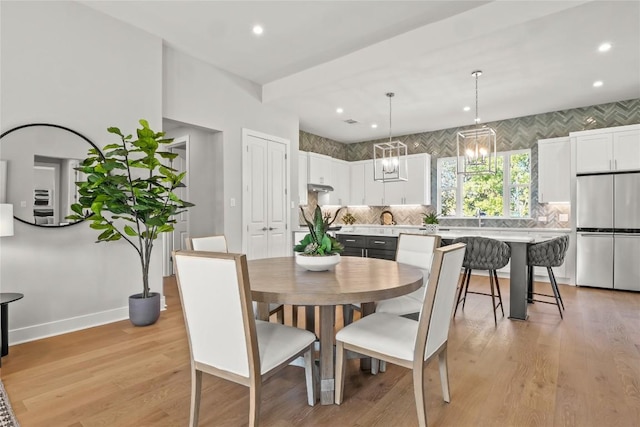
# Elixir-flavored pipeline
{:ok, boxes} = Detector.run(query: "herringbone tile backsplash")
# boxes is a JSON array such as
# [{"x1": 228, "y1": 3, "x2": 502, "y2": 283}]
[{"x1": 299, "y1": 98, "x2": 640, "y2": 229}]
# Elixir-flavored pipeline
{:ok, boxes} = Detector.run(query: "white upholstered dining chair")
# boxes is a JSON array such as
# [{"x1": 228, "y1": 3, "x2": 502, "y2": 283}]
[
  {"x1": 372, "y1": 233, "x2": 441, "y2": 373},
  {"x1": 343, "y1": 233, "x2": 442, "y2": 330},
  {"x1": 334, "y1": 243, "x2": 466, "y2": 427},
  {"x1": 174, "y1": 250, "x2": 317, "y2": 427},
  {"x1": 375, "y1": 233, "x2": 442, "y2": 317},
  {"x1": 185, "y1": 235, "x2": 286, "y2": 323}
]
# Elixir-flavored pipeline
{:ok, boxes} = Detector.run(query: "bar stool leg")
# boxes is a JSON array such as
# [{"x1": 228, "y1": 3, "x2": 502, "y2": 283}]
[
  {"x1": 547, "y1": 268, "x2": 564, "y2": 318},
  {"x1": 549, "y1": 268, "x2": 565, "y2": 310},
  {"x1": 493, "y1": 270, "x2": 504, "y2": 317},
  {"x1": 527, "y1": 266, "x2": 534, "y2": 303},
  {"x1": 461, "y1": 269, "x2": 472, "y2": 311},
  {"x1": 454, "y1": 269, "x2": 469, "y2": 315},
  {"x1": 489, "y1": 272, "x2": 498, "y2": 326}
]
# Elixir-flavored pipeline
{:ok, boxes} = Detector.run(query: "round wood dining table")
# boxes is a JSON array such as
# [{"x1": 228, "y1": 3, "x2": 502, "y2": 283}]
[{"x1": 247, "y1": 255, "x2": 423, "y2": 405}]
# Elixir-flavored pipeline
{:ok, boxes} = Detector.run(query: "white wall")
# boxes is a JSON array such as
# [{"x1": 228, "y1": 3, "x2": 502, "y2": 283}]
[
  {"x1": 162, "y1": 47, "x2": 301, "y2": 252},
  {"x1": 0, "y1": 1, "x2": 163, "y2": 343}
]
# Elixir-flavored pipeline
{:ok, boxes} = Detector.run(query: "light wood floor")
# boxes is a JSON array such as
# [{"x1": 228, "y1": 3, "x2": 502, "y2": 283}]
[{"x1": 3, "y1": 275, "x2": 640, "y2": 426}]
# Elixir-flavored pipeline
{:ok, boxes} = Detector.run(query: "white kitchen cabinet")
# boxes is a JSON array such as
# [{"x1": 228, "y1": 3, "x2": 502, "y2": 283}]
[
  {"x1": 383, "y1": 153, "x2": 431, "y2": 205},
  {"x1": 349, "y1": 162, "x2": 366, "y2": 205},
  {"x1": 298, "y1": 151, "x2": 308, "y2": 205},
  {"x1": 574, "y1": 125, "x2": 640, "y2": 173},
  {"x1": 320, "y1": 158, "x2": 349, "y2": 206},
  {"x1": 538, "y1": 137, "x2": 570, "y2": 202},
  {"x1": 364, "y1": 161, "x2": 385, "y2": 206},
  {"x1": 308, "y1": 152, "x2": 333, "y2": 185},
  {"x1": 613, "y1": 129, "x2": 640, "y2": 171}
]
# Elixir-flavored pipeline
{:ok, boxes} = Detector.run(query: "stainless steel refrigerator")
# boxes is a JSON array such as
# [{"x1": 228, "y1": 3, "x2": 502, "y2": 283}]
[{"x1": 576, "y1": 172, "x2": 640, "y2": 291}]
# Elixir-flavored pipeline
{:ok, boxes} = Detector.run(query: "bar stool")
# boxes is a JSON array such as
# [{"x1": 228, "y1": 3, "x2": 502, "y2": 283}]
[
  {"x1": 527, "y1": 235, "x2": 569, "y2": 318},
  {"x1": 452, "y1": 236, "x2": 511, "y2": 326}
]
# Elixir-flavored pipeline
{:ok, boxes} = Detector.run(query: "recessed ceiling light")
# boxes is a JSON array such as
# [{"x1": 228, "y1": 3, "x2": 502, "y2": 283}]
[
  {"x1": 252, "y1": 25, "x2": 264, "y2": 35},
  {"x1": 463, "y1": 106, "x2": 471, "y2": 112},
  {"x1": 593, "y1": 80, "x2": 603, "y2": 87},
  {"x1": 336, "y1": 108, "x2": 344, "y2": 114},
  {"x1": 598, "y1": 42, "x2": 612, "y2": 52},
  {"x1": 371, "y1": 123, "x2": 378, "y2": 129}
]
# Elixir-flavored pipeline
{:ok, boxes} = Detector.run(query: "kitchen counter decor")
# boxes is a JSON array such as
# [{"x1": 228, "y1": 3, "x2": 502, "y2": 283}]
[
  {"x1": 422, "y1": 212, "x2": 439, "y2": 234},
  {"x1": 295, "y1": 205, "x2": 344, "y2": 271}
]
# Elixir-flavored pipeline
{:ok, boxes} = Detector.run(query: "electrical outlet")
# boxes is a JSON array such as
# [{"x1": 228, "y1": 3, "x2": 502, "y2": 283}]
[
  {"x1": 20, "y1": 201, "x2": 27, "y2": 208},
  {"x1": 230, "y1": 198, "x2": 236, "y2": 207},
  {"x1": 559, "y1": 214, "x2": 569, "y2": 222},
  {"x1": 538, "y1": 216, "x2": 547, "y2": 222}
]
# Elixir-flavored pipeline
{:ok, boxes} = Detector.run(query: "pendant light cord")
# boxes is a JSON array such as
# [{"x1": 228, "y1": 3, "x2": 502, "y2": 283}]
[{"x1": 386, "y1": 92, "x2": 394, "y2": 143}]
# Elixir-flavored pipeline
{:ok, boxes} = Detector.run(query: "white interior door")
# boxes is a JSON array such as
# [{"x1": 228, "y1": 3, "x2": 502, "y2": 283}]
[
  {"x1": 163, "y1": 136, "x2": 189, "y2": 276},
  {"x1": 243, "y1": 130, "x2": 290, "y2": 260}
]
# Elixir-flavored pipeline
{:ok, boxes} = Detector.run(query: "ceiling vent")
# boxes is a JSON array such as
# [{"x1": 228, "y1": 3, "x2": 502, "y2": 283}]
[{"x1": 343, "y1": 119, "x2": 358, "y2": 124}]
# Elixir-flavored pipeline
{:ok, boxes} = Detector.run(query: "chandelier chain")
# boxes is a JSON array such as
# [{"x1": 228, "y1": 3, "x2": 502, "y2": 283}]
[{"x1": 386, "y1": 92, "x2": 394, "y2": 143}]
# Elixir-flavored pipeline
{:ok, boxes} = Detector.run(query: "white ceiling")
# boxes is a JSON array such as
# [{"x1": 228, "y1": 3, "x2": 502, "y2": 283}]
[{"x1": 81, "y1": 0, "x2": 640, "y2": 143}]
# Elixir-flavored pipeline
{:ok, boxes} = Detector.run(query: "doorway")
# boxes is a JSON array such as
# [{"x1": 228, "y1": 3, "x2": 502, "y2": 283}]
[{"x1": 163, "y1": 135, "x2": 189, "y2": 276}]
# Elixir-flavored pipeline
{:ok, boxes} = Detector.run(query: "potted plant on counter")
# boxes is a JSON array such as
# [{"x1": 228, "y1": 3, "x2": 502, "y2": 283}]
[
  {"x1": 294, "y1": 205, "x2": 344, "y2": 271},
  {"x1": 67, "y1": 119, "x2": 194, "y2": 326},
  {"x1": 422, "y1": 211, "x2": 440, "y2": 234}
]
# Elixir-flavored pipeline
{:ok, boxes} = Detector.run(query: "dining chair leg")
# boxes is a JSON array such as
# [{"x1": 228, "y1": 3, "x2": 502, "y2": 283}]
[
  {"x1": 342, "y1": 305, "x2": 354, "y2": 326},
  {"x1": 334, "y1": 341, "x2": 346, "y2": 405},
  {"x1": 249, "y1": 378, "x2": 261, "y2": 427},
  {"x1": 291, "y1": 305, "x2": 299, "y2": 327},
  {"x1": 304, "y1": 346, "x2": 317, "y2": 406},
  {"x1": 438, "y1": 347, "x2": 451, "y2": 403},
  {"x1": 413, "y1": 362, "x2": 428, "y2": 427},
  {"x1": 189, "y1": 369, "x2": 202, "y2": 427},
  {"x1": 489, "y1": 272, "x2": 498, "y2": 326},
  {"x1": 493, "y1": 270, "x2": 504, "y2": 316}
]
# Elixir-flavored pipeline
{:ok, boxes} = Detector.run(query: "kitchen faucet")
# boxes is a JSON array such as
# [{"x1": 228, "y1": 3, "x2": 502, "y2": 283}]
[{"x1": 476, "y1": 208, "x2": 482, "y2": 227}]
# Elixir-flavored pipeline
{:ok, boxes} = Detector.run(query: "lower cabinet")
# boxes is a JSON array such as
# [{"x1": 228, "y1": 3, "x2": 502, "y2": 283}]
[{"x1": 337, "y1": 234, "x2": 397, "y2": 260}]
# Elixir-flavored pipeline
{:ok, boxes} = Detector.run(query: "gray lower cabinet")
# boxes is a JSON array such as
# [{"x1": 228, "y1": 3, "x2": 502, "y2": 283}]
[{"x1": 337, "y1": 234, "x2": 397, "y2": 260}]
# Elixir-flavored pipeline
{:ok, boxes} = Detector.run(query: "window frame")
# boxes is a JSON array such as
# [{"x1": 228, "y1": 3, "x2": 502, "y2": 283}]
[{"x1": 436, "y1": 149, "x2": 531, "y2": 219}]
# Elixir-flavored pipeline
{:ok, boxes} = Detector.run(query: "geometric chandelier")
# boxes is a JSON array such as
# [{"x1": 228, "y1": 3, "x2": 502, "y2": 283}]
[
  {"x1": 456, "y1": 70, "x2": 497, "y2": 175},
  {"x1": 374, "y1": 92, "x2": 408, "y2": 182}
]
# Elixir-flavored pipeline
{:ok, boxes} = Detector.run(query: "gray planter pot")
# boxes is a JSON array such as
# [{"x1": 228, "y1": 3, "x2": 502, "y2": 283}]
[{"x1": 129, "y1": 292, "x2": 161, "y2": 326}]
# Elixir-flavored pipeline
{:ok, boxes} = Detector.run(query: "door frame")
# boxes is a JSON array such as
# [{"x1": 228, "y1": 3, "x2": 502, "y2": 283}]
[
  {"x1": 241, "y1": 128, "x2": 291, "y2": 257},
  {"x1": 162, "y1": 135, "x2": 190, "y2": 276}
]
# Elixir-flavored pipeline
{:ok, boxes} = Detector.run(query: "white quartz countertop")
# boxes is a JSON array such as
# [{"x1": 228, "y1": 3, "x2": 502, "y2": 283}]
[{"x1": 335, "y1": 225, "x2": 570, "y2": 238}]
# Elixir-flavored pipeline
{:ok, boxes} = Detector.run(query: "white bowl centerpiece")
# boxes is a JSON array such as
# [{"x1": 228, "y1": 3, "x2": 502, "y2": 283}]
[{"x1": 294, "y1": 205, "x2": 344, "y2": 272}]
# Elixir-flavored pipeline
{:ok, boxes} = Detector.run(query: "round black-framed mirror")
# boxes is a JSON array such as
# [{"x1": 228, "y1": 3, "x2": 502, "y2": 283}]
[{"x1": 0, "y1": 123, "x2": 103, "y2": 228}]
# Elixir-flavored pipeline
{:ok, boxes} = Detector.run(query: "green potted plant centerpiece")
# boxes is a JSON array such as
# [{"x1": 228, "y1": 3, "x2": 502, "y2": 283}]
[
  {"x1": 67, "y1": 119, "x2": 194, "y2": 326},
  {"x1": 294, "y1": 205, "x2": 344, "y2": 271},
  {"x1": 422, "y1": 211, "x2": 440, "y2": 234}
]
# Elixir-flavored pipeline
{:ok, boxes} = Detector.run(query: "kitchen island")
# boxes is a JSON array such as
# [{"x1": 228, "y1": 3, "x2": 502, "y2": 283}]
[{"x1": 336, "y1": 225, "x2": 572, "y2": 321}]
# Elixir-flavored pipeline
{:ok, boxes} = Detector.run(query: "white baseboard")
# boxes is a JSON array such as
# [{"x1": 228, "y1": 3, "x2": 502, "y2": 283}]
[{"x1": 9, "y1": 295, "x2": 167, "y2": 346}]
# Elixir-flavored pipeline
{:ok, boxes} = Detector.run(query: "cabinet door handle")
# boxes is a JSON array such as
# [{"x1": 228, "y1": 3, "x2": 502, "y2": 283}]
[
  {"x1": 268, "y1": 227, "x2": 275, "y2": 231},
  {"x1": 346, "y1": 239, "x2": 356, "y2": 242},
  {"x1": 609, "y1": 159, "x2": 612, "y2": 170},
  {"x1": 373, "y1": 241, "x2": 386, "y2": 245},
  {"x1": 614, "y1": 159, "x2": 617, "y2": 170},
  {"x1": 261, "y1": 227, "x2": 268, "y2": 231}
]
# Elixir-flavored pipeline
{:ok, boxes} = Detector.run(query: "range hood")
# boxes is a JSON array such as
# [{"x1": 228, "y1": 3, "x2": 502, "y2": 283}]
[{"x1": 307, "y1": 183, "x2": 334, "y2": 192}]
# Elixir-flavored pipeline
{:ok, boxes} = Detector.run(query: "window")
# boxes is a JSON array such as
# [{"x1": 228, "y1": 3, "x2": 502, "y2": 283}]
[{"x1": 436, "y1": 149, "x2": 530, "y2": 218}]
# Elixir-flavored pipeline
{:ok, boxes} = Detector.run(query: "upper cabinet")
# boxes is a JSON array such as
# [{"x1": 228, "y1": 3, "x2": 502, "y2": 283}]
[
  {"x1": 538, "y1": 137, "x2": 570, "y2": 203},
  {"x1": 349, "y1": 162, "x2": 366, "y2": 205},
  {"x1": 352, "y1": 154, "x2": 431, "y2": 206},
  {"x1": 383, "y1": 153, "x2": 431, "y2": 205},
  {"x1": 575, "y1": 125, "x2": 640, "y2": 173},
  {"x1": 298, "y1": 151, "x2": 308, "y2": 206},
  {"x1": 319, "y1": 158, "x2": 350, "y2": 206},
  {"x1": 308, "y1": 152, "x2": 333, "y2": 185}
]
